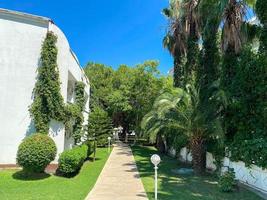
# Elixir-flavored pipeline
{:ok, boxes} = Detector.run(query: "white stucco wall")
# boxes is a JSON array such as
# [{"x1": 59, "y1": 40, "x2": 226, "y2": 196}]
[{"x1": 0, "y1": 9, "x2": 90, "y2": 164}]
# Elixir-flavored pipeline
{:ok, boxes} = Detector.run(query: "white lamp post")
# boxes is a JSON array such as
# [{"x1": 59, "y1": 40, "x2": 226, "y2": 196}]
[
  {"x1": 151, "y1": 154, "x2": 161, "y2": 200},
  {"x1": 108, "y1": 137, "x2": 111, "y2": 153}
]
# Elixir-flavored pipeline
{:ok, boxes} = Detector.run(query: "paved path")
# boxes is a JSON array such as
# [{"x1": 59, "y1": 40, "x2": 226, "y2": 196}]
[{"x1": 85, "y1": 142, "x2": 148, "y2": 200}]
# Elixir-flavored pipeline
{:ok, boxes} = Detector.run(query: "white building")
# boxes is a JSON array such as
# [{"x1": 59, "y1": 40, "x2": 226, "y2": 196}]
[{"x1": 0, "y1": 8, "x2": 90, "y2": 165}]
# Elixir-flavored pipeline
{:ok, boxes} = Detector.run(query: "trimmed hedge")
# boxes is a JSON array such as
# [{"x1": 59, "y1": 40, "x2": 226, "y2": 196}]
[
  {"x1": 17, "y1": 133, "x2": 57, "y2": 173},
  {"x1": 58, "y1": 145, "x2": 88, "y2": 175}
]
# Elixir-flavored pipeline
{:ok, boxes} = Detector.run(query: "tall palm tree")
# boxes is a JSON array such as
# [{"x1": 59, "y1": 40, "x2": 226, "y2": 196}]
[
  {"x1": 142, "y1": 85, "x2": 223, "y2": 174},
  {"x1": 183, "y1": 0, "x2": 201, "y2": 84},
  {"x1": 163, "y1": 0, "x2": 187, "y2": 88},
  {"x1": 221, "y1": 0, "x2": 247, "y2": 54}
]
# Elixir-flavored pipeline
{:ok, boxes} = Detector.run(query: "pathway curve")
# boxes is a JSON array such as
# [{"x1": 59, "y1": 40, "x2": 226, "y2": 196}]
[{"x1": 85, "y1": 142, "x2": 148, "y2": 200}]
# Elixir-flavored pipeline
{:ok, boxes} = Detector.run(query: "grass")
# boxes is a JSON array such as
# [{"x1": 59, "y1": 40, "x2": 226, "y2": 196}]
[
  {"x1": 0, "y1": 147, "x2": 110, "y2": 200},
  {"x1": 132, "y1": 145, "x2": 263, "y2": 200}
]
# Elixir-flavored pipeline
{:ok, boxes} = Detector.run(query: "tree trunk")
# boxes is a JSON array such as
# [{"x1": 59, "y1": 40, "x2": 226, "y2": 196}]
[
  {"x1": 190, "y1": 135, "x2": 206, "y2": 174},
  {"x1": 156, "y1": 134, "x2": 165, "y2": 154}
]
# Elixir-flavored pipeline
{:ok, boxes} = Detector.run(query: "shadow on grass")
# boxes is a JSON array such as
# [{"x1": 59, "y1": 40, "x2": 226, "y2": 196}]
[
  {"x1": 87, "y1": 157, "x2": 101, "y2": 162},
  {"x1": 12, "y1": 170, "x2": 51, "y2": 181},
  {"x1": 132, "y1": 145, "x2": 263, "y2": 200}
]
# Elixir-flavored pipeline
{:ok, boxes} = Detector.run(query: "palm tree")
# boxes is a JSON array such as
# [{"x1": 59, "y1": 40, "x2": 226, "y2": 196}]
[
  {"x1": 163, "y1": 0, "x2": 203, "y2": 88},
  {"x1": 182, "y1": 0, "x2": 201, "y2": 84},
  {"x1": 163, "y1": 0, "x2": 187, "y2": 88},
  {"x1": 142, "y1": 85, "x2": 223, "y2": 174},
  {"x1": 221, "y1": 0, "x2": 247, "y2": 54}
]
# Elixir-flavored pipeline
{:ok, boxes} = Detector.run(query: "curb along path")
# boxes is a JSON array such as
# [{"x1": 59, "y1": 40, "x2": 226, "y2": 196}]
[{"x1": 85, "y1": 142, "x2": 148, "y2": 200}]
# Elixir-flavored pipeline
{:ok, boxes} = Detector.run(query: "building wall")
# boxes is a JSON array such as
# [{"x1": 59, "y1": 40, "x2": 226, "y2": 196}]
[{"x1": 0, "y1": 10, "x2": 90, "y2": 164}]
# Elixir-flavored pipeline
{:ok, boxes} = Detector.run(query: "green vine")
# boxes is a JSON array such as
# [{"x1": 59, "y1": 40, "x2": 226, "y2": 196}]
[
  {"x1": 30, "y1": 32, "x2": 65, "y2": 134},
  {"x1": 65, "y1": 82, "x2": 86, "y2": 144},
  {"x1": 30, "y1": 32, "x2": 87, "y2": 145}
]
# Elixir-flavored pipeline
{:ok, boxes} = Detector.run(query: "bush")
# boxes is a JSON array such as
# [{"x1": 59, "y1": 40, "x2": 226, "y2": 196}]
[
  {"x1": 84, "y1": 140, "x2": 95, "y2": 158},
  {"x1": 218, "y1": 169, "x2": 237, "y2": 192},
  {"x1": 58, "y1": 144, "x2": 88, "y2": 175},
  {"x1": 17, "y1": 133, "x2": 57, "y2": 173}
]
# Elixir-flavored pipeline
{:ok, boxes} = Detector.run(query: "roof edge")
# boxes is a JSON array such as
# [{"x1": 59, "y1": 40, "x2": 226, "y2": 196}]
[{"x1": 0, "y1": 8, "x2": 53, "y2": 24}]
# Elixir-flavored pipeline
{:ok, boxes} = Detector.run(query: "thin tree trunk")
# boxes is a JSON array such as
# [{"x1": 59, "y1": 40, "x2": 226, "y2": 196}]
[{"x1": 156, "y1": 134, "x2": 166, "y2": 154}]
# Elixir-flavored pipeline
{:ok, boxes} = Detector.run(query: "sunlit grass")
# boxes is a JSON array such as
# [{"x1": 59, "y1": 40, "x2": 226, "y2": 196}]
[
  {"x1": 0, "y1": 148, "x2": 110, "y2": 200},
  {"x1": 132, "y1": 145, "x2": 263, "y2": 200}
]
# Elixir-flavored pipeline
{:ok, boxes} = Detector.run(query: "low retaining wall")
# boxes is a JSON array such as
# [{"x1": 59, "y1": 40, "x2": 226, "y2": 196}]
[{"x1": 168, "y1": 147, "x2": 267, "y2": 194}]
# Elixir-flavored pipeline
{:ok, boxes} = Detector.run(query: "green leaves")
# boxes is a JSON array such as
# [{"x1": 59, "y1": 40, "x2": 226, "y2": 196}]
[
  {"x1": 223, "y1": 46, "x2": 267, "y2": 168},
  {"x1": 84, "y1": 60, "x2": 163, "y2": 134},
  {"x1": 71, "y1": 82, "x2": 86, "y2": 144},
  {"x1": 58, "y1": 144, "x2": 88, "y2": 175},
  {"x1": 30, "y1": 32, "x2": 87, "y2": 144},
  {"x1": 17, "y1": 134, "x2": 57, "y2": 173},
  {"x1": 87, "y1": 106, "x2": 113, "y2": 146},
  {"x1": 30, "y1": 32, "x2": 65, "y2": 134}
]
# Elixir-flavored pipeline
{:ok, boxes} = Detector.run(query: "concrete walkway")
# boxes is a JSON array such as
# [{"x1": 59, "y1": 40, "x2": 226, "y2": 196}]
[{"x1": 85, "y1": 142, "x2": 148, "y2": 200}]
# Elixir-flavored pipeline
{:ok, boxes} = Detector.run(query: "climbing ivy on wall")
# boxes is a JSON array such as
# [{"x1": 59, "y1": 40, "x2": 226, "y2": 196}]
[
  {"x1": 226, "y1": 46, "x2": 267, "y2": 168},
  {"x1": 64, "y1": 82, "x2": 86, "y2": 144},
  {"x1": 72, "y1": 82, "x2": 86, "y2": 144},
  {"x1": 30, "y1": 32, "x2": 87, "y2": 145},
  {"x1": 30, "y1": 32, "x2": 65, "y2": 134}
]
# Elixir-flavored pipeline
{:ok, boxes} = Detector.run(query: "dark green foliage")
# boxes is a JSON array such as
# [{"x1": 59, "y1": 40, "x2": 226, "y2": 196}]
[
  {"x1": 65, "y1": 81, "x2": 86, "y2": 144},
  {"x1": 185, "y1": 35, "x2": 199, "y2": 84},
  {"x1": 83, "y1": 62, "x2": 114, "y2": 109},
  {"x1": 166, "y1": 130, "x2": 188, "y2": 153},
  {"x1": 58, "y1": 144, "x2": 88, "y2": 175},
  {"x1": 17, "y1": 133, "x2": 57, "y2": 173},
  {"x1": 218, "y1": 169, "x2": 237, "y2": 192},
  {"x1": 198, "y1": 17, "x2": 220, "y2": 93},
  {"x1": 30, "y1": 32, "x2": 65, "y2": 134},
  {"x1": 160, "y1": 0, "x2": 266, "y2": 170},
  {"x1": 83, "y1": 140, "x2": 95, "y2": 158},
  {"x1": 255, "y1": 0, "x2": 267, "y2": 25},
  {"x1": 87, "y1": 106, "x2": 113, "y2": 146},
  {"x1": 74, "y1": 82, "x2": 86, "y2": 110},
  {"x1": 226, "y1": 46, "x2": 267, "y2": 167},
  {"x1": 84, "y1": 61, "x2": 163, "y2": 136},
  {"x1": 72, "y1": 82, "x2": 86, "y2": 144},
  {"x1": 220, "y1": 47, "x2": 239, "y2": 142},
  {"x1": 173, "y1": 55, "x2": 185, "y2": 88},
  {"x1": 256, "y1": 0, "x2": 267, "y2": 53},
  {"x1": 243, "y1": 23, "x2": 262, "y2": 42}
]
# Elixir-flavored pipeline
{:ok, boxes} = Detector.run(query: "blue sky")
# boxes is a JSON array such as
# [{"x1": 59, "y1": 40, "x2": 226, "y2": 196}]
[{"x1": 2, "y1": 0, "x2": 173, "y2": 74}]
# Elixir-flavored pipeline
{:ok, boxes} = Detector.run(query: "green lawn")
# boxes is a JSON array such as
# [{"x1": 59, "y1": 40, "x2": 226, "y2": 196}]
[
  {"x1": 132, "y1": 145, "x2": 263, "y2": 200},
  {"x1": 0, "y1": 147, "x2": 110, "y2": 200}
]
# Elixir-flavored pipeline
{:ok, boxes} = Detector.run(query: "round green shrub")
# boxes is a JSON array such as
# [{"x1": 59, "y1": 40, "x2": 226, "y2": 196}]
[{"x1": 17, "y1": 133, "x2": 57, "y2": 173}]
